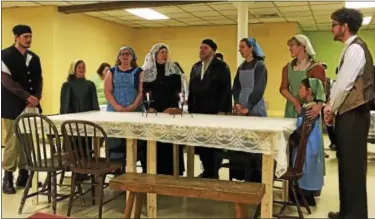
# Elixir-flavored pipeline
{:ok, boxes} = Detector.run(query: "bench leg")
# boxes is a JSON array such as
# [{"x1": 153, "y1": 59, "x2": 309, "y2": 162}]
[
  {"x1": 124, "y1": 192, "x2": 136, "y2": 218},
  {"x1": 134, "y1": 193, "x2": 144, "y2": 219},
  {"x1": 234, "y1": 203, "x2": 248, "y2": 218}
]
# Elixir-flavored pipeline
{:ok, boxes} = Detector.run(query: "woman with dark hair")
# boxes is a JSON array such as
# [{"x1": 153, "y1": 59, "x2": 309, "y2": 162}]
[
  {"x1": 60, "y1": 60, "x2": 99, "y2": 114},
  {"x1": 92, "y1": 62, "x2": 110, "y2": 107},
  {"x1": 104, "y1": 46, "x2": 144, "y2": 166},
  {"x1": 142, "y1": 43, "x2": 185, "y2": 176},
  {"x1": 230, "y1": 37, "x2": 267, "y2": 183}
]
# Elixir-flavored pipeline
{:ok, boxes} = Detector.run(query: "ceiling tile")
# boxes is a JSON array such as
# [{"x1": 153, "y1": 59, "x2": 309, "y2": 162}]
[
  {"x1": 209, "y1": 19, "x2": 236, "y2": 25},
  {"x1": 143, "y1": 23, "x2": 167, "y2": 27},
  {"x1": 258, "y1": 17, "x2": 286, "y2": 23},
  {"x1": 286, "y1": 16, "x2": 314, "y2": 22},
  {"x1": 359, "y1": 8, "x2": 375, "y2": 15},
  {"x1": 100, "y1": 16, "x2": 122, "y2": 22},
  {"x1": 101, "y1": 10, "x2": 129, "y2": 17},
  {"x1": 68, "y1": 1, "x2": 99, "y2": 5},
  {"x1": 118, "y1": 15, "x2": 143, "y2": 21},
  {"x1": 278, "y1": 6, "x2": 311, "y2": 13},
  {"x1": 308, "y1": 1, "x2": 343, "y2": 5},
  {"x1": 192, "y1": 11, "x2": 221, "y2": 17},
  {"x1": 274, "y1": 2, "x2": 308, "y2": 7},
  {"x1": 2, "y1": 1, "x2": 41, "y2": 7},
  {"x1": 131, "y1": 20, "x2": 159, "y2": 25},
  {"x1": 315, "y1": 16, "x2": 331, "y2": 23},
  {"x1": 312, "y1": 9, "x2": 335, "y2": 16},
  {"x1": 153, "y1": 6, "x2": 184, "y2": 14},
  {"x1": 220, "y1": 10, "x2": 238, "y2": 16},
  {"x1": 166, "y1": 13, "x2": 195, "y2": 19},
  {"x1": 185, "y1": 21, "x2": 212, "y2": 26},
  {"x1": 128, "y1": 24, "x2": 143, "y2": 28},
  {"x1": 178, "y1": 4, "x2": 212, "y2": 12},
  {"x1": 208, "y1": 3, "x2": 236, "y2": 10},
  {"x1": 175, "y1": 17, "x2": 203, "y2": 22},
  {"x1": 310, "y1": 3, "x2": 343, "y2": 11},
  {"x1": 200, "y1": 16, "x2": 226, "y2": 21},
  {"x1": 250, "y1": 8, "x2": 280, "y2": 17},
  {"x1": 248, "y1": 2, "x2": 275, "y2": 9},
  {"x1": 37, "y1": 1, "x2": 72, "y2": 6},
  {"x1": 161, "y1": 20, "x2": 188, "y2": 27},
  {"x1": 84, "y1": 12, "x2": 109, "y2": 17},
  {"x1": 249, "y1": 19, "x2": 261, "y2": 24},
  {"x1": 284, "y1": 11, "x2": 312, "y2": 17}
]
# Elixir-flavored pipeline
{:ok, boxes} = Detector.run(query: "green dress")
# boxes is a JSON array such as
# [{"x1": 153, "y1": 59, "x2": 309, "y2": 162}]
[
  {"x1": 283, "y1": 62, "x2": 326, "y2": 175},
  {"x1": 91, "y1": 74, "x2": 107, "y2": 105}
]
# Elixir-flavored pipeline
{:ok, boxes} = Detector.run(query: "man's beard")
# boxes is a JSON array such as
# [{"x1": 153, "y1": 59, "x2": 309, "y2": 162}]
[
  {"x1": 20, "y1": 43, "x2": 30, "y2": 49},
  {"x1": 333, "y1": 30, "x2": 344, "y2": 41}
]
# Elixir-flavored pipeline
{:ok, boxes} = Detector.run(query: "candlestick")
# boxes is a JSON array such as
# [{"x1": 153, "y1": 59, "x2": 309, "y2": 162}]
[{"x1": 146, "y1": 92, "x2": 150, "y2": 102}]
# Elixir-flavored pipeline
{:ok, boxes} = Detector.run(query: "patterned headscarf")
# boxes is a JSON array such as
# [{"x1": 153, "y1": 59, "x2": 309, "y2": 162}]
[{"x1": 142, "y1": 43, "x2": 182, "y2": 83}]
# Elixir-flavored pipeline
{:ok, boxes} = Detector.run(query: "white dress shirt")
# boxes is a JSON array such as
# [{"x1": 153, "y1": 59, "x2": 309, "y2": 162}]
[{"x1": 329, "y1": 35, "x2": 366, "y2": 114}]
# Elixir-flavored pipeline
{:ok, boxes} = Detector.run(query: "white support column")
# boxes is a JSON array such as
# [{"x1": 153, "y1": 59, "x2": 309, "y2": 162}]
[{"x1": 235, "y1": 2, "x2": 249, "y2": 67}]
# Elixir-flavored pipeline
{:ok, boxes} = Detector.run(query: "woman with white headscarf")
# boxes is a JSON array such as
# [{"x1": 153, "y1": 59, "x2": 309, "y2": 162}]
[
  {"x1": 279, "y1": 35, "x2": 326, "y2": 206},
  {"x1": 280, "y1": 34, "x2": 326, "y2": 119},
  {"x1": 142, "y1": 43, "x2": 185, "y2": 176}
]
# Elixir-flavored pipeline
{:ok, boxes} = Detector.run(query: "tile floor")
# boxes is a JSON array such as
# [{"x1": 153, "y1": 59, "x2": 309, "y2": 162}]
[{"x1": 2, "y1": 135, "x2": 375, "y2": 218}]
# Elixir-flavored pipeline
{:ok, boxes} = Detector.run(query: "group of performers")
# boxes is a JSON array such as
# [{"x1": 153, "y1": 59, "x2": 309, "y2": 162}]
[{"x1": 2, "y1": 7, "x2": 373, "y2": 219}]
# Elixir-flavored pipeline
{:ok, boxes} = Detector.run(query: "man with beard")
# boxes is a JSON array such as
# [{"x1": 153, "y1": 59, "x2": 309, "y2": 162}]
[
  {"x1": 324, "y1": 8, "x2": 374, "y2": 219},
  {"x1": 1, "y1": 25, "x2": 43, "y2": 194},
  {"x1": 188, "y1": 39, "x2": 232, "y2": 179}
]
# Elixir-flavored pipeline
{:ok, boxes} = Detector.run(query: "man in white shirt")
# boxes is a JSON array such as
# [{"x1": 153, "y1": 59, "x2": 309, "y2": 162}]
[{"x1": 324, "y1": 8, "x2": 374, "y2": 219}]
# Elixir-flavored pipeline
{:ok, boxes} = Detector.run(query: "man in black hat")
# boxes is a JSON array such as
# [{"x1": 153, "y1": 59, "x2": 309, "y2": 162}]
[
  {"x1": 1, "y1": 24, "x2": 43, "y2": 194},
  {"x1": 188, "y1": 39, "x2": 232, "y2": 179}
]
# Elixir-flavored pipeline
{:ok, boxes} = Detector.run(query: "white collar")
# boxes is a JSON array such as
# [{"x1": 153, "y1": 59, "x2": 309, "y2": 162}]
[{"x1": 344, "y1": 35, "x2": 357, "y2": 47}]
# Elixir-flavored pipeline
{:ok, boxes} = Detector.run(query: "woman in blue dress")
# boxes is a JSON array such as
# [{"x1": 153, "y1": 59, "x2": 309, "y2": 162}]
[
  {"x1": 104, "y1": 46, "x2": 145, "y2": 172},
  {"x1": 293, "y1": 77, "x2": 325, "y2": 206}
]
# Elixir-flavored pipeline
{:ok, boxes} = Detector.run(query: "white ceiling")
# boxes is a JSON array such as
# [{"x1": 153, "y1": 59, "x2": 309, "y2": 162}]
[{"x1": 2, "y1": 1, "x2": 375, "y2": 31}]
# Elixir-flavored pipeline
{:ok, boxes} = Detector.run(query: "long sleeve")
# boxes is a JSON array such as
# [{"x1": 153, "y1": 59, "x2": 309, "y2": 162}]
[
  {"x1": 219, "y1": 64, "x2": 232, "y2": 113},
  {"x1": 90, "y1": 82, "x2": 100, "y2": 111},
  {"x1": 232, "y1": 68, "x2": 241, "y2": 105},
  {"x1": 1, "y1": 71, "x2": 30, "y2": 100},
  {"x1": 60, "y1": 82, "x2": 71, "y2": 114},
  {"x1": 181, "y1": 73, "x2": 189, "y2": 99},
  {"x1": 329, "y1": 44, "x2": 365, "y2": 114},
  {"x1": 187, "y1": 66, "x2": 195, "y2": 113},
  {"x1": 247, "y1": 62, "x2": 267, "y2": 110}
]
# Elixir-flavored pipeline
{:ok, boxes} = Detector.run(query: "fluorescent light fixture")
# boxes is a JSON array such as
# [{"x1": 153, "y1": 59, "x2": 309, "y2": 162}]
[
  {"x1": 125, "y1": 8, "x2": 169, "y2": 20},
  {"x1": 345, "y1": 2, "x2": 375, "y2": 9},
  {"x1": 363, "y1": 16, "x2": 372, "y2": 25}
]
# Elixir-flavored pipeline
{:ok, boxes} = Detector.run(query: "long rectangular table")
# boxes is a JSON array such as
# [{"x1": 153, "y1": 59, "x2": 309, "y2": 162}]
[{"x1": 37, "y1": 111, "x2": 296, "y2": 218}]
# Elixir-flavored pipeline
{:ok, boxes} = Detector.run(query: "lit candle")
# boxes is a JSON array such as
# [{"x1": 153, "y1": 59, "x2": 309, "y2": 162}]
[
  {"x1": 179, "y1": 92, "x2": 183, "y2": 103},
  {"x1": 146, "y1": 92, "x2": 150, "y2": 102}
]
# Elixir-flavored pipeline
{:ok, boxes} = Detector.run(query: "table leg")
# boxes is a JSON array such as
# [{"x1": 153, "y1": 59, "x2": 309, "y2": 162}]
[
  {"x1": 173, "y1": 144, "x2": 179, "y2": 177},
  {"x1": 261, "y1": 153, "x2": 274, "y2": 218},
  {"x1": 147, "y1": 140, "x2": 157, "y2": 218},
  {"x1": 126, "y1": 139, "x2": 137, "y2": 217},
  {"x1": 186, "y1": 146, "x2": 195, "y2": 178}
]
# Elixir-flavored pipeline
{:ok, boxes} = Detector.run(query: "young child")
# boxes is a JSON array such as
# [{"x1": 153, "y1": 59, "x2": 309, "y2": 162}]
[{"x1": 292, "y1": 77, "x2": 325, "y2": 206}]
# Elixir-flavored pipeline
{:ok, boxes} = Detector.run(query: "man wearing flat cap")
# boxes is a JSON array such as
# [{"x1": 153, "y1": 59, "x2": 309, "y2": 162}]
[
  {"x1": 1, "y1": 25, "x2": 43, "y2": 194},
  {"x1": 188, "y1": 39, "x2": 232, "y2": 179}
]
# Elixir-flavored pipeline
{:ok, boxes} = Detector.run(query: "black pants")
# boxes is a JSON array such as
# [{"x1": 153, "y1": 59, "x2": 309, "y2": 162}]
[
  {"x1": 196, "y1": 147, "x2": 223, "y2": 178},
  {"x1": 335, "y1": 104, "x2": 369, "y2": 219}
]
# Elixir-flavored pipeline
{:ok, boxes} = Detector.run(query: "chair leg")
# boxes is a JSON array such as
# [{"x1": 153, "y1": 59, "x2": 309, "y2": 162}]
[
  {"x1": 294, "y1": 181, "x2": 311, "y2": 214},
  {"x1": 234, "y1": 203, "x2": 248, "y2": 218},
  {"x1": 76, "y1": 183, "x2": 85, "y2": 205},
  {"x1": 290, "y1": 182, "x2": 304, "y2": 219},
  {"x1": 47, "y1": 173, "x2": 52, "y2": 204},
  {"x1": 134, "y1": 193, "x2": 144, "y2": 219},
  {"x1": 67, "y1": 172, "x2": 77, "y2": 217},
  {"x1": 124, "y1": 192, "x2": 136, "y2": 218},
  {"x1": 253, "y1": 204, "x2": 261, "y2": 219},
  {"x1": 18, "y1": 171, "x2": 34, "y2": 214},
  {"x1": 98, "y1": 175, "x2": 105, "y2": 219},
  {"x1": 51, "y1": 171, "x2": 57, "y2": 214},
  {"x1": 91, "y1": 174, "x2": 96, "y2": 206},
  {"x1": 59, "y1": 170, "x2": 65, "y2": 185}
]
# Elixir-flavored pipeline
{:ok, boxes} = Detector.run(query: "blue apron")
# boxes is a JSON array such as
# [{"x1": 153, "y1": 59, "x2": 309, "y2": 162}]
[{"x1": 106, "y1": 67, "x2": 139, "y2": 160}]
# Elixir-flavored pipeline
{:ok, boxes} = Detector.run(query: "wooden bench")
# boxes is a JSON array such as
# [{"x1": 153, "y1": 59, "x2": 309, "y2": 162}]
[{"x1": 109, "y1": 173, "x2": 265, "y2": 218}]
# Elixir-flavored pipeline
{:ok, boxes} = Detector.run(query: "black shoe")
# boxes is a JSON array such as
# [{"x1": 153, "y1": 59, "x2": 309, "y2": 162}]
[
  {"x1": 328, "y1": 212, "x2": 340, "y2": 219},
  {"x1": 2, "y1": 171, "x2": 16, "y2": 194},
  {"x1": 196, "y1": 171, "x2": 219, "y2": 179},
  {"x1": 16, "y1": 169, "x2": 42, "y2": 188}
]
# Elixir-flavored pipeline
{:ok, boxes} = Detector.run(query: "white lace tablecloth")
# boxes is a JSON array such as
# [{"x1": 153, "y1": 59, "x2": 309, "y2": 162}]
[{"x1": 45, "y1": 111, "x2": 296, "y2": 177}]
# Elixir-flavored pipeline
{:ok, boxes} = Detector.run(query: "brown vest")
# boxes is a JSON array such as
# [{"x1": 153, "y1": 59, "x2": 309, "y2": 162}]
[{"x1": 338, "y1": 37, "x2": 375, "y2": 115}]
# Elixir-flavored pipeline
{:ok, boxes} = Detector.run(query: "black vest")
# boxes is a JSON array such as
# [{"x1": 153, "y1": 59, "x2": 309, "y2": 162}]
[{"x1": 1, "y1": 46, "x2": 42, "y2": 119}]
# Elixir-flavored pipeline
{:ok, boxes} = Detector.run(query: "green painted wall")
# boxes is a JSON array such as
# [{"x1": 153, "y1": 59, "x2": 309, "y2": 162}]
[{"x1": 304, "y1": 30, "x2": 375, "y2": 79}]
